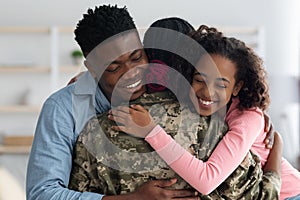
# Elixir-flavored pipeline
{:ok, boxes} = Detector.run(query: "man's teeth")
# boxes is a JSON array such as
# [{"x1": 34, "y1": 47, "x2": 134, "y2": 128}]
[
  {"x1": 200, "y1": 99, "x2": 214, "y2": 105},
  {"x1": 126, "y1": 80, "x2": 141, "y2": 88}
]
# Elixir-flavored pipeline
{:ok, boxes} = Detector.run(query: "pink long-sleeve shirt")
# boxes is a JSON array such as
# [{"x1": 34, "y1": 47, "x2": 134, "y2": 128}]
[{"x1": 145, "y1": 98, "x2": 300, "y2": 199}]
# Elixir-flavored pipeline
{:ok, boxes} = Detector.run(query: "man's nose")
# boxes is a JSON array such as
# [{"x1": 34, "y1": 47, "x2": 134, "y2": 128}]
[
  {"x1": 123, "y1": 62, "x2": 139, "y2": 77},
  {"x1": 124, "y1": 61, "x2": 136, "y2": 70}
]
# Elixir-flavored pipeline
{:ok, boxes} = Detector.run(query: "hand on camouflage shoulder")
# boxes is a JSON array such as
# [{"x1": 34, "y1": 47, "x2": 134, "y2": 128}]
[
  {"x1": 263, "y1": 112, "x2": 275, "y2": 149},
  {"x1": 102, "y1": 179, "x2": 200, "y2": 200},
  {"x1": 109, "y1": 104, "x2": 156, "y2": 138},
  {"x1": 264, "y1": 131, "x2": 283, "y2": 176}
]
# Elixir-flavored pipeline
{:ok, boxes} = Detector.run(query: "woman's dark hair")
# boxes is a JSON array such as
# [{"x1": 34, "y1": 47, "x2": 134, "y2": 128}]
[
  {"x1": 74, "y1": 5, "x2": 136, "y2": 57},
  {"x1": 189, "y1": 25, "x2": 270, "y2": 111},
  {"x1": 143, "y1": 17, "x2": 195, "y2": 93},
  {"x1": 143, "y1": 17, "x2": 195, "y2": 67}
]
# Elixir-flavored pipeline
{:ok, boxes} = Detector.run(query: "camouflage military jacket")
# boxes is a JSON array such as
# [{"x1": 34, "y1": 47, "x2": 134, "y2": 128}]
[{"x1": 69, "y1": 90, "x2": 280, "y2": 199}]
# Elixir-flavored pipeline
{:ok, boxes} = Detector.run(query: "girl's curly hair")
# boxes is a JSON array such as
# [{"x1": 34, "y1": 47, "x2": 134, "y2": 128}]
[{"x1": 189, "y1": 25, "x2": 270, "y2": 111}]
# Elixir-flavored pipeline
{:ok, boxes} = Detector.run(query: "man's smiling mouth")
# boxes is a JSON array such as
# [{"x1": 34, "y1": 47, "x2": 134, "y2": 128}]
[{"x1": 126, "y1": 80, "x2": 142, "y2": 89}]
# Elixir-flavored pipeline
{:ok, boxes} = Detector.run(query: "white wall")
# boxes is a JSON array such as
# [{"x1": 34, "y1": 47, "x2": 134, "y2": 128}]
[{"x1": 0, "y1": 0, "x2": 299, "y2": 165}]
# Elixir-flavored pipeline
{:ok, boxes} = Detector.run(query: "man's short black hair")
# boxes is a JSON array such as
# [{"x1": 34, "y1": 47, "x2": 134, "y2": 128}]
[{"x1": 74, "y1": 4, "x2": 136, "y2": 57}]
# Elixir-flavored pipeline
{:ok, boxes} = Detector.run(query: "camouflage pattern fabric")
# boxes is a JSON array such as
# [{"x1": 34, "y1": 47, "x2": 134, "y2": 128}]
[{"x1": 69, "y1": 90, "x2": 280, "y2": 199}]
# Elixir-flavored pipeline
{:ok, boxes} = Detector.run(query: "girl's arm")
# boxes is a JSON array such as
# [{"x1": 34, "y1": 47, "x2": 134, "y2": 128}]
[
  {"x1": 110, "y1": 102, "x2": 264, "y2": 195},
  {"x1": 145, "y1": 115, "x2": 262, "y2": 195}
]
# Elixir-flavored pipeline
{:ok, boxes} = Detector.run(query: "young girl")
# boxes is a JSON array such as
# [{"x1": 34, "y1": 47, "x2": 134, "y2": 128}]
[{"x1": 111, "y1": 25, "x2": 300, "y2": 199}]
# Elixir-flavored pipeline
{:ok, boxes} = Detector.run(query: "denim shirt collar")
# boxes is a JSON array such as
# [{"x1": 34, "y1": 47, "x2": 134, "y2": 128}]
[
  {"x1": 74, "y1": 71, "x2": 97, "y2": 95},
  {"x1": 74, "y1": 71, "x2": 110, "y2": 113}
]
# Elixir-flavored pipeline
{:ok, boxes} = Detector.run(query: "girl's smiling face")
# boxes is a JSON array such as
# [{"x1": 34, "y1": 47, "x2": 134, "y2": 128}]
[{"x1": 189, "y1": 53, "x2": 243, "y2": 116}]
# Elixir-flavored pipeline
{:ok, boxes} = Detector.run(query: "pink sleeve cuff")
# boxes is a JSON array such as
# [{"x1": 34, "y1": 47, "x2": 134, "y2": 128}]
[{"x1": 145, "y1": 125, "x2": 186, "y2": 164}]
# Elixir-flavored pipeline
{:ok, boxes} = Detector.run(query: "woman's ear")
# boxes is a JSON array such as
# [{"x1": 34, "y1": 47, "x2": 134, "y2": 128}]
[{"x1": 233, "y1": 81, "x2": 244, "y2": 96}]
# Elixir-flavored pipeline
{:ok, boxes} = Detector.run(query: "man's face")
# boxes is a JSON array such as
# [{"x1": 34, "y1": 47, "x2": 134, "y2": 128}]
[
  {"x1": 86, "y1": 30, "x2": 148, "y2": 103},
  {"x1": 100, "y1": 48, "x2": 148, "y2": 103}
]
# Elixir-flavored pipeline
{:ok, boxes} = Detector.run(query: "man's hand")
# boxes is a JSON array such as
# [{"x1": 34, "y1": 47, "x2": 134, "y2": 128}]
[
  {"x1": 102, "y1": 179, "x2": 200, "y2": 200},
  {"x1": 109, "y1": 105, "x2": 156, "y2": 138}
]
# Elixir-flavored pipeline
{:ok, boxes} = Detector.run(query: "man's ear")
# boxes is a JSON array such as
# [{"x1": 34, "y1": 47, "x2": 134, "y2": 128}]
[
  {"x1": 84, "y1": 60, "x2": 97, "y2": 78},
  {"x1": 233, "y1": 81, "x2": 244, "y2": 96}
]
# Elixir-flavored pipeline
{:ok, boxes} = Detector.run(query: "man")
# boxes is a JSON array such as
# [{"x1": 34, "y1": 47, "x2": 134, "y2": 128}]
[{"x1": 26, "y1": 5, "x2": 197, "y2": 200}]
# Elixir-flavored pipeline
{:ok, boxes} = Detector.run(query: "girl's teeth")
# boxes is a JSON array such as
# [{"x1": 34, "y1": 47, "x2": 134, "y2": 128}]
[{"x1": 200, "y1": 99, "x2": 213, "y2": 105}]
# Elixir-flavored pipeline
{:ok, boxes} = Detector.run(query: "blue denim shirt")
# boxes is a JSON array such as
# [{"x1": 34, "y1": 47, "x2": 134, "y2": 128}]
[{"x1": 26, "y1": 71, "x2": 110, "y2": 200}]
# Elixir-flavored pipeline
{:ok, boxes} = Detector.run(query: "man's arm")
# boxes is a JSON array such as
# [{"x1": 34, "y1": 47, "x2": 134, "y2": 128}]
[
  {"x1": 26, "y1": 98, "x2": 103, "y2": 200},
  {"x1": 102, "y1": 179, "x2": 199, "y2": 200}
]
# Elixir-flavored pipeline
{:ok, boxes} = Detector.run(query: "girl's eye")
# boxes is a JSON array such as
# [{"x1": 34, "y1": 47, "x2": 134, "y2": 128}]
[
  {"x1": 193, "y1": 76, "x2": 205, "y2": 83},
  {"x1": 216, "y1": 81, "x2": 228, "y2": 89},
  {"x1": 195, "y1": 79, "x2": 205, "y2": 83},
  {"x1": 217, "y1": 84, "x2": 227, "y2": 88},
  {"x1": 105, "y1": 65, "x2": 120, "y2": 73}
]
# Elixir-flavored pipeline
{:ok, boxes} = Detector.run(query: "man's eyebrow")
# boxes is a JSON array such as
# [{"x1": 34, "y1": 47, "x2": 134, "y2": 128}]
[
  {"x1": 107, "y1": 49, "x2": 141, "y2": 65},
  {"x1": 103, "y1": 57, "x2": 123, "y2": 67},
  {"x1": 129, "y1": 49, "x2": 142, "y2": 57}
]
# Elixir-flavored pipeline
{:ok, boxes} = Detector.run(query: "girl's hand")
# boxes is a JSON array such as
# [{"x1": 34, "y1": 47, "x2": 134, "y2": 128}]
[
  {"x1": 263, "y1": 131, "x2": 283, "y2": 176},
  {"x1": 263, "y1": 113, "x2": 274, "y2": 149},
  {"x1": 108, "y1": 104, "x2": 156, "y2": 138}
]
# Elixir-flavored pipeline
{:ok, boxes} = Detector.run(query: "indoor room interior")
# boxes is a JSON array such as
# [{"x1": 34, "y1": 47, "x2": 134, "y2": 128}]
[{"x1": 0, "y1": 0, "x2": 299, "y2": 199}]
